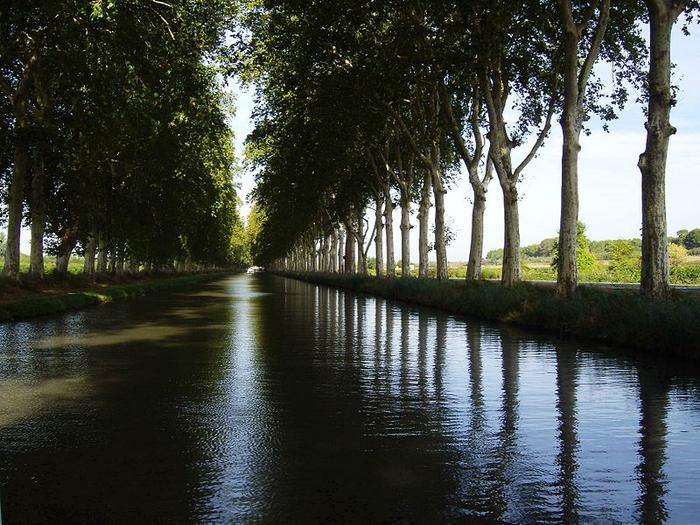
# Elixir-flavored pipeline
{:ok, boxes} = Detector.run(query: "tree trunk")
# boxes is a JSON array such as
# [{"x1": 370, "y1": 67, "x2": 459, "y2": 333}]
[
  {"x1": 3, "y1": 146, "x2": 27, "y2": 279},
  {"x1": 344, "y1": 228, "x2": 355, "y2": 273},
  {"x1": 431, "y1": 158, "x2": 448, "y2": 280},
  {"x1": 400, "y1": 191, "x2": 411, "y2": 277},
  {"x1": 55, "y1": 254, "x2": 69, "y2": 276},
  {"x1": 338, "y1": 228, "x2": 345, "y2": 272},
  {"x1": 357, "y1": 211, "x2": 368, "y2": 275},
  {"x1": 501, "y1": 184, "x2": 521, "y2": 287},
  {"x1": 555, "y1": 0, "x2": 610, "y2": 296},
  {"x1": 384, "y1": 183, "x2": 395, "y2": 276},
  {"x1": 418, "y1": 169, "x2": 432, "y2": 278},
  {"x1": 467, "y1": 190, "x2": 486, "y2": 281},
  {"x1": 97, "y1": 237, "x2": 108, "y2": 274},
  {"x1": 108, "y1": 250, "x2": 116, "y2": 274},
  {"x1": 639, "y1": 2, "x2": 679, "y2": 298},
  {"x1": 311, "y1": 241, "x2": 318, "y2": 272},
  {"x1": 29, "y1": 153, "x2": 46, "y2": 279},
  {"x1": 55, "y1": 232, "x2": 78, "y2": 277},
  {"x1": 374, "y1": 196, "x2": 384, "y2": 276},
  {"x1": 323, "y1": 235, "x2": 331, "y2": 272},
  {"x1": 116, "y1": 253, "x2": 125, "y2": 275},
  {"x1": 331, "y1": 229, "x2": 338, "y2": 272},
  {"x1": 83, "y1": 232, "x2": 97, "y2": 277},
  {"x1": 557, "y1": 28, "x2": 582, "y2": 298},
  {"x1": 4, "y1": 65, "x2": 34, "y2": 280}
]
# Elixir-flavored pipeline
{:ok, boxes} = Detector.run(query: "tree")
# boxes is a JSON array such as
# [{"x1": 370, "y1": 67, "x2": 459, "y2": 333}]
[
  {"x1": 471, "y1": 0, "x2": 560, "y2": 287},
  {"x1": 555, "y1": 0, "x2": 646, "y2": 296},
  {"x1": 668, "y1": 243, "x2": 687, "y2": 266},
  {"x1": 683, "y1": 228, "x2": 700, "y2": 249},
  {"x1": 556, "y1": 0, "x2": 611, "y2": 296},
  {"x1": 552, "y1": 222, "x2": 595, "y2": 273},
  {"x1": 1, "y1": 0, "x2": 242, "y2": 278},
  {"x1": 440, "y1": 82, "x2": 493, "y2": 281},
  {"x1": 609, "y1": 239, "x2": 641, "y2": 282},
  {"x1": 639, "y1": 0, "x2": 699, "y2": 297}
]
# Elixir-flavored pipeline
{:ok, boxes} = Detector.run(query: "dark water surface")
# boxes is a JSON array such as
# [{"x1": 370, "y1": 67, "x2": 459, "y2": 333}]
[{"x1": 1, "y1": 275, "x2": 699, "y2": 524}]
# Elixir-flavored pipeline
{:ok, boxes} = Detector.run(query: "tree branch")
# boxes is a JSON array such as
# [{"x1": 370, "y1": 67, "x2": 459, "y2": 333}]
[
  {"x1": 557, "y1": 0, "x2": 578, "y2": 35},
  {"x1": 578, "y1": 0, "x2": 611, "y2": 97},
  {"x1": 385, "y1": 102, "x2": 431, "y2": 167},
  {"x1": 439, "y1": 80, "x2": 475, "y2": 170},
  {"x1": 514, "y1": 80, "x2": 559, "y2": 179},
  {"x1": 470, "y1": 90, "x2": 485, "y2": 164}
]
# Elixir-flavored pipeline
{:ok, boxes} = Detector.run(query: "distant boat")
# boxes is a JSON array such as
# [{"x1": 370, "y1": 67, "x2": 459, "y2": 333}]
[{"x1": 246, "y1": 266, "x2": 263, "y2": 274}]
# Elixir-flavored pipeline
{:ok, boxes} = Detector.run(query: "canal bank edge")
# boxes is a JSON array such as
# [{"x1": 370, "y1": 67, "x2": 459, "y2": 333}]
[
  {"x1": 277, "y1": 272, "x2": 700, "y2": 360},
  {"x1": 0, "y1": 273, "x2": 232, "y2": 323}
]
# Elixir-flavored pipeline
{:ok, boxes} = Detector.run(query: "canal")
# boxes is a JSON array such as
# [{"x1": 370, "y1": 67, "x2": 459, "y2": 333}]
[{"x1": 1, "y1": 274, "x2": 699, "y2": 523}]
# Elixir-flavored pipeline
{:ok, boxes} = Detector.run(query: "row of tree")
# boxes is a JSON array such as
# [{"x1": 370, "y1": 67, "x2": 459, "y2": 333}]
[
  {"x1": 240, "y1": 0, "x2": 697, "y2": 297},
  {"x1": 1, "y1": 0, "x2": 245, "y2": 279}
]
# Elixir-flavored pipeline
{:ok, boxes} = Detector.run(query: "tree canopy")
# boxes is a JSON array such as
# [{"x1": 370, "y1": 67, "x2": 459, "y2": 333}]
[{"x1": 1, "y1": 0, "x2": 247, "y2": 277}]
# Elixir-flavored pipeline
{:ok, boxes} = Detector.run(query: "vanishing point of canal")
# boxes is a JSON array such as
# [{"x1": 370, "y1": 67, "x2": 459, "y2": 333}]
[{"x1": 1, "y1": 275, "x2": 699, "y2": 523}]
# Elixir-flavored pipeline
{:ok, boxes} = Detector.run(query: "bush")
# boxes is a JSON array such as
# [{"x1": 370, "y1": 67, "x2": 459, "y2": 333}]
[
  {"x1": 551, "y1": 222, "x2": 596, "y2": 273},
  {"x1": 522, "y1": 265, "x2": 556, "y2": 281},
  {"x1": 608, "y1": 240, "x2": 641, "y2": 283},
  {"x1": 578, "y1": 262, "x2": 610, "y2": 282},
  {"x1": 671, "y1": 264, "x2": 700, "y2": 285},
  {"x1": 669, "y1": 244, "x2": 688, "y2": 267},
  {"x1": 481, "y1": 267, "x2": 501, "y2": 280}
]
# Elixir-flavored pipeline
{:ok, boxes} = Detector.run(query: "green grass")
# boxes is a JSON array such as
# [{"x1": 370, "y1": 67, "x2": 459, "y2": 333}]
[
  {"x1": 0, "y1": 254, "x2": 84, "y2": 275},
  {"x1": 0, "y1": 272, "x2": 229, "y2": 322},
  {"x1": 283, "y1": 272, "x2": 700, "y2": 359},
  {"x1": 474, "y1": 261, "x2": 700, "y2": 284}
]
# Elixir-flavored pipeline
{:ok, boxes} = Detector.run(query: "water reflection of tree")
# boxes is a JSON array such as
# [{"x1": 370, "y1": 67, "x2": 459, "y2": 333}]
[
  {"x1": 555, "y1": 347, "x2": 580, "y2": 524},
  {"x1": 418, "y1": 310, "x2": 429, "y2": 401},
  {"x1": 343, "y1": 292, "x2": 355, "y2": 358},
  {"x1": 329, "y1": 287, "x2": 337, "y2": 350},
  {"x1": 356, "y1": 295, "x2": 367, "y2": 358},
  {"x1": 384, "y1": 300, "x2": 394, "y2": 388},
  {"x1": 434, "y1": 315, "x2": 447, "y2": 400},
  {"x1": 487, "y1": 329, "x2": 520, "y2": 521},
  {"x1": 636, "y1": 365, "x2": 670, "y2": 524},
  {"x1": 400, "y1": 308, "x2": 410, "y2": 397},
  {"x1": 461, "y1": 323, "x2": 491, "y2": 515},
  {"x1": 373, "y1": 297, "x2": 384, "y2": 391}
]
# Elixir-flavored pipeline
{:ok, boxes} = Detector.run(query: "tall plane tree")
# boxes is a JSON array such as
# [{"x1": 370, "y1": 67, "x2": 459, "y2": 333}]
[
  {"x1": 639, "y1": 0, "x2": 698, "y2": 297},
  {"x1": 475, "y1": 0, "x2": 559, "y2": 286},
  {"x1": 556, "y1": 0, "x2": 611, "y2": 297}
]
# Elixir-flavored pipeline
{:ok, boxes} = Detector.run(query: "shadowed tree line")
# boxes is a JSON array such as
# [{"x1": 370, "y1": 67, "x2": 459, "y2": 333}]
[
  {"x1": 0, "y1": 0, "x2": 247, "y2": 280},
  {"x1": 238, "y1": 0, "x2": 698, "y2": 298}
]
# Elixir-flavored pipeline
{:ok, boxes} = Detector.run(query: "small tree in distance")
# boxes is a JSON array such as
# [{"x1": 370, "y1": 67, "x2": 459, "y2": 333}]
[
  {"x1": 552, "y1": 222, "x2": 596, "y2": 274},
  {"x1": 609, "y1": 240, "x2": 641, "y2": 282}
]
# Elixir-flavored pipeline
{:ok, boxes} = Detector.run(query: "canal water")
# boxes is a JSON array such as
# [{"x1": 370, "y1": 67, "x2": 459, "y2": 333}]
[{"x1": 1, "y1": 275, "x2": 699, "y2": 523}]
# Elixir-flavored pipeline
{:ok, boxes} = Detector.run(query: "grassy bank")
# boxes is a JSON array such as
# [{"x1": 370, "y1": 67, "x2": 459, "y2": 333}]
[
  {"x1": 0, "y1": 272, "x2": 230, "y2": 323},
  {"x1": 282, "y1": 272, "x2": 700, "y2": 359}
]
